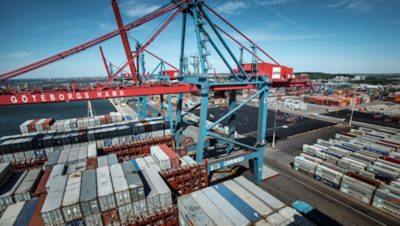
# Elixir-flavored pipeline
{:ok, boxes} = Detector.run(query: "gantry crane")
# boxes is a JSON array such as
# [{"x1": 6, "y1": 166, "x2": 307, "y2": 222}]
[{"x1": 0, "y1": 0, "x2": 304, "y2": 183}]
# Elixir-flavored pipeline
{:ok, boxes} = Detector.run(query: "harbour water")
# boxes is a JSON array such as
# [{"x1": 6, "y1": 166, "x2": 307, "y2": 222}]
[{"x1": 0, "y1": 99, "x2": 115, "y2": 137}]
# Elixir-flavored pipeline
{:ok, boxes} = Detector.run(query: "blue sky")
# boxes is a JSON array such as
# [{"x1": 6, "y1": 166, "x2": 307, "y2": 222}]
[{"x1": 0, "y1": 0, "x2": 400, "y2": 79}]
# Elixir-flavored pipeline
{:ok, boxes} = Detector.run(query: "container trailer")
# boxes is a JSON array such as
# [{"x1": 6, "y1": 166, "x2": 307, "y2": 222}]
[
  {"x1": 291, "y1": 200, "x2": 341, "y2": 226},
  {"x1": 314, "y1": 164, "x2": 343, "y2": 189},
  {"x1": 340, "y1": 175, "x2": 376, "y2": 204},
  {"x1": 372, "y1": 188, "x2": 400, "y2": 219},
  {"x1": 293, "y1": 156, "x2": 318, "y2": 176}
]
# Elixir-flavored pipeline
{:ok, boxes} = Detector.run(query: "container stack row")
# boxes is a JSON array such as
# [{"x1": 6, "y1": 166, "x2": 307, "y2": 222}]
[
  {"x1": 178, "y1": 176, "x2": 315, "y2": 226},
  {"x1": 0, "y1": 164, "x2": 42, "y2": 214},
  {"x1": 293, "y1": 127, "x2": 400, "y2": 219},
  {"x1": 0, "y1": 117, "x2": 170, "y2": 163},
  {"x1": 36, "y1": 158, "x2": 172, "y2": 226}
]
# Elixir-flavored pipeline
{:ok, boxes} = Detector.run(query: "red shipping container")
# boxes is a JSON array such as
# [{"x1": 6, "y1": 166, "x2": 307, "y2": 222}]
[
  {"x1": 42, "y1": 118, "x2": 54, "y2": 130},
  {"x1": 33, "y1": 169, "x2": 51, "y2": 197},
  {"x1": 86, "y1": 157, "x2": 98, "y2": 169},
  {"x1": 381, "y1": 156, "x2": 400, "y2": 165},
  {"x1": 101, "y1": 209, "x2": 119, "y2": 226},
  {"x1": 29, "y1": 194, "x2": 46, "y2": 226},
  {"x1": 159, "y1": 144, "x2": 180, "y2": 168},
  {"x1": 376, "y1": 141, "x2": 399, "y2": 151},
  {"x1": 348, "y1": 172, "x2": 381, "y2": 187},
  {"x1": 28, "y1": 119, "x2": 39, "y2": 132}
]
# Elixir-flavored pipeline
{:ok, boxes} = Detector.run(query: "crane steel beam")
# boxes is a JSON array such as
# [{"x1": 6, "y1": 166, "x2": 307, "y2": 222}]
[
  {"x1": 111, "y1": 0, "x2": 137, "y2": 81},
  {"x1": 0, "y1": 0, "x2": 186, "y2": 81},
  {"x1": 144, "y1": 49, "x2": 179, "y2": 71},
  {"x1": 99, "y1": 46, "x2": 112, "y2": 79},
  {"x1": 103, "y1": 7, "x2": 184, "y2": 88},
  {"x1": 203, "y1": 3, "x2": 279, "y2": 65},
  {"x1": 0, "y1": 84, "x2": 199, "y2": 106}
]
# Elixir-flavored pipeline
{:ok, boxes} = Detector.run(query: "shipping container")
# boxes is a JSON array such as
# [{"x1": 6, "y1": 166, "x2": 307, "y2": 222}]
[
  {"x1": 367, "y1": 164, "x2": 399, "y2": 182},
  {"x1": 178, "y1": 194, "x2": 216, "y2": 226},
  {"x1": 107, "y1": 154, "x2": 119, "y2": 166},
  {"x1": 62, "y1": 172, "x2": 83, "y2": 222},
  {"x1": 14, "y1": 198, "x2": 40, "y2": 226},
  {"x1": 45, "y1": 164, "x2": 65, "y2": 191},
  {"x1": 110, "y1": 164, "x2": 131, "y2": 207},
  {"x1": 85, "y1": 213, "x2": 103, "y2": 226},
  {"x1": 314, "y1": 164, "x2": 343, "y2": 189},
  {"x1": 0, "y1": 201, "x2": 26, "y2": 226},
  {"x1": 150, "y1": 145, "x2": 171, "y2": 170},
  {"x1": 372, "y1": 188, "x2": 400, "y2": 219},
  {"x1": 45, "y1": 150, "x2": 61, "y2": 169},
  {"x1": 41, "y1": 175, "x2": 67, "y2": 226},
  {"x1": 14, "y1": 168, "x2": 42, "y2": 202},
  {"x1": 97, "y1": 166, "x2": 116, "y2": 211},
  {"x1": 0, "y1": 171, "x2": 27, "y2": 210},
  {"x1": 86, "y1": 157, "x2": 98, "y2": 170},
  {"x1": 278, "y1": 206, "x2": 315, "y2": 226},
  {"x1": 181, "y1": 155, "x2": 197, "y2": 166},
  {"x1": 159, "y1": 144, "x2": 180, "y2": 169},
  {"x1": 266, "y1": 213, "x2": 291, "y2": 226},
  {"x1": 87, "y1": 142, "x2": 97, "y2": 158},
  {"x1": 97, "y1": 156, "x2": 108, "y2": 168},
  {"x1": 190, "y1": 190, "x2": 234, "y2": 225},
  {"x1": 223, "y1": 180, "x2": 272, "y2": 217},
  {"x1": 293, "y1": 156, "x2": 317, "y2": 176},
  {"x1": 0, "y1": 163, "x2": 13, "y2": 189},
  {"x1": 299, "y1": 153, "x2": 323, "y2": 164},
  {"x1": 57, "y1": 149, "x2": 71, "y2": 165},
  {"x1": 144, "y1": 156, "x2": 161, "y2": 172},
  {"x1": 121, "y1": 162, "x2": 145, "y2": 202},
  {"x1": 33, "y1": 168, "x2": 51, "y2": 197},
  {"x1": 202, "y1": 187, "x2": 250, "y2": 226},
  {"x1": 234, "y1": 176, "x2": 285, "y2": 211},
  {"x1": 340, "y1": 175, "x2": 376, "y2": 204},
  {"x1": 80, "y1": 169, "x2": 99, "y2": 217}
]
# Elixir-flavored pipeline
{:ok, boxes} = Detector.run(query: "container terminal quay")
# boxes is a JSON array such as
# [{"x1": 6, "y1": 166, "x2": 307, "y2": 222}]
[{"x1": 0, "y1": 0, "x2": 400, "y2": 226}]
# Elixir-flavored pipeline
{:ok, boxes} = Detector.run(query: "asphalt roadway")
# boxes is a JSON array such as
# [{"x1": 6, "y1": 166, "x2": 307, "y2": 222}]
[{"x1": 258, "y1": 125, "x2": 400, "y2": 226}]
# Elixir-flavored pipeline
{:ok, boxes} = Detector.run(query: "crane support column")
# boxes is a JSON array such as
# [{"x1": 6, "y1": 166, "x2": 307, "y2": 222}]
[
  {"x1": 196, "y1": 85, "x2": 209, "y2": 162},
  {"x1": 227, "y1": 90, "x2": 236, "y2": 153}
]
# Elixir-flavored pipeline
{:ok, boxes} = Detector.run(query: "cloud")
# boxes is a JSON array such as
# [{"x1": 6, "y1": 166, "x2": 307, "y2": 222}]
[
  {"x1": 254, "y1": 0, "x2": 296, "y2": 6},
  {"x1": 326, "y1": 0, "x2": 392, "y2": 13},
  {"x1": 123, "y1": 2, "x2": 161, "y2": 18},
  {"x1": 216, "y1": 1, "x2": 249, "y2": 15},
  {"x1": 8, "y1": 51, "x2": 31, "y2": 58},
  {"x1": 232, "y1": 30, "x2": 334, "y2": 42}
]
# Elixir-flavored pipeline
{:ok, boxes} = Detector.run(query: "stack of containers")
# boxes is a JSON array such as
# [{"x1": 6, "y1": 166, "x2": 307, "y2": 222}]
[
  {"x1": 150, "y1": 144, "x2": 179, "y2": 170},
  {"x1": 96, "y1": 166, "x2": 117, "y2": 214},
  {"x1": 41, "y1": 175, "x2": 67, "y2": 226},
  {"x1": 61, "y1": 172, "x2": 83, "y2": 224},
  {"x1": 33, "y1": 169, "x2": 51, "y2": 197},
  {"x1": 142, "y1": 167, "x2": 172, "y2": 215},
  {"x1": 80, "y1": 169, "x2": 101, "y2": 226},
  {"x1": 0, "y1": 163, "x2": 13, "y2": 188},
  {"x1": 121, "y1": 162, "x2": 146, "y2": 216},
  {"x1": 14, "y1": 198, "x2": 40, "y2": 225},
  {"x1": 110, "y1": 164, "x2": 132, "y2": 224},
  {"x1": 14, "y1": 168, "x2": 42, "y2": 202},
  {"x1": 0, "y1": 201, "x2": 26, "y2": 225},
  {"x1": 0, "y1": 171, "x2": 27, "y2": 211}
]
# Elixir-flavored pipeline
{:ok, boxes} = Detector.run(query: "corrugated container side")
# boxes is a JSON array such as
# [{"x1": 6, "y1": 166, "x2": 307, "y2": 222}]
[
  {"x1": 41, "y1": 175, "x2": 67, "y2": 226},
  {"x1": 110, "y1": 164, "x2": 131, "y2": 207},
  {"x1": 267, "y1": 213, "x2": 291, "y2": 226},
  {"x1": 45, "y1": 150, "x2": 61, "y2": 168},
  {"x1": 234, "y1": 176, "x2": 285, "y2": 210},
  {"x1": 141, "y1": 170, "x2": 160, "y2": 214},
  {"x1": 202, "y1": 187, "x2": 250, "y2": 226},
  {"x1": 178, "y1": 194, "x2": 216, "y2": 226},
  {"x1": 107, "y1": 154, "x2": 119, "y2": 166},
  {"x1": 121, "y1": 162, "x2": 145, "y2": 202},
  {"x1": 86, "y1": 157, "x2": 98, "y2": 169},
  {"x1": 62, "y1": 172, "x2": 82, "y2": 222},
  {"x1": 0, "y1": 201, "x2": 26, "y2": 225},
  {"x1": 97, "y1": 166, "x2": 116, "y2": 211},
  {"x1": 97, "y1": 156, "x2": 108, "y2": 168},
  {"x1": 80, "y1": 169, "x2": 99, "y2": 216},
  {"x1": 45, "y1": 164, "x2": 65, "y2": 190},
  {"x1": 190, "y1": 191, "x2": 234, "y2": 226},
  {"x1": 144, "y1": 167, "x2": 172, "y2": 209},
  {"x1": 159, "y1": 144, "x2": 180, "y2": 168},
  {"x1": 85, "y1": 213, "x2": 103, "y2": 226}
]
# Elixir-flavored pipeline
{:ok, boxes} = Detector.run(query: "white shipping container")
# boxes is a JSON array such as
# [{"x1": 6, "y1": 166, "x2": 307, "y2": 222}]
[
  {"x1": 41, "y1": 175, "x2": 67, "y2": 226},
  {"x1": 96, "y1": 166, "x2": 116, "y2": 211},
  {"x1": 0, "y1": 201, "x2": 26, "y2": 226},
  {"x1": 62, "y1": 172, "x2": 83, "y2": 222},
  {"x1": 110, "y1": 164, "x2": 131, "y2": 207},
  {"x1": 178, "y1": 194, "x2": 216, "y2": 226}
]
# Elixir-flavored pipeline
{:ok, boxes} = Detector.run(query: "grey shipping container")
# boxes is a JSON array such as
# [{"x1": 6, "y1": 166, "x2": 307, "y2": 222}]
[
  {"x1": 41, "y1": 175, "x2": 68, "y2": 226},
  {"x1": 190, "y1": 190, "x2": 234, "y2": 226},
  {"x1": 97, "y1": 156, "x2": 108, "y2": 168},
  {"x1": 62, "y1": 172, "x2": 83, "y2": 222},
  {"x1": 97, "y1": 166, "x2": 116, "y2": 211},
  {"x1": 80, "y1": 169, "x2": 99, "y2": 216},
  {"x1": 178, "y1": 194, "x2": 216, "y2": 226},
  {"x1": 45, "y1": 149, "x2": 61, "y2": 169},
  {"x1": 0, "y1": 201, "x2": 26, "y2": 226},
  {"x1": 85, "y1": 213, "x2": 103, "y2": 226},
  {"x1": 107, "y1": 154, "x2": 119, "y2": 166},
  {"x1": 234, "y1": 176, "x2": 285, "y2": 211},
  {"x1": 14, "y1": 168, "x2": 42, "y2": 202},
  {"x1": 57, "y1": 149, "x2": 71, "y2": 165},
  {"x1": 121, "y1": 162, "x2": 145, "y2": 202},
  {"x1": 110, "y1": 164, "x2": 131, "y2": 207},
  {"x1": 45, "y1": 164, "x2": 66, "y2": 190},
  {"x1": 141, "y1": 169, "x2": 160, "y2": 214},
  {"x1": 144, "y1": 167, "x2": 172, "y2": 209}
]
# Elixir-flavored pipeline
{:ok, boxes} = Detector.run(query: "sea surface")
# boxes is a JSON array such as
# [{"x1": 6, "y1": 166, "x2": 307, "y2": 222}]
[{"x1": 0, "y1": 99, "x2": 115, "y2": 137}]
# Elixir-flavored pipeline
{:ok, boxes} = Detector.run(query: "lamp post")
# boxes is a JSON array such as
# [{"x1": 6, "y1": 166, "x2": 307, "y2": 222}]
[{"x1": 272, "y1": 103, "x2": 278, "y2": 149}]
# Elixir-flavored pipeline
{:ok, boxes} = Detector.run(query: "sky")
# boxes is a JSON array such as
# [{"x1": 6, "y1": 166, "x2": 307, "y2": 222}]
[{"x1": 0, "y1": 0, "x2": 400, "y2": 79}]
